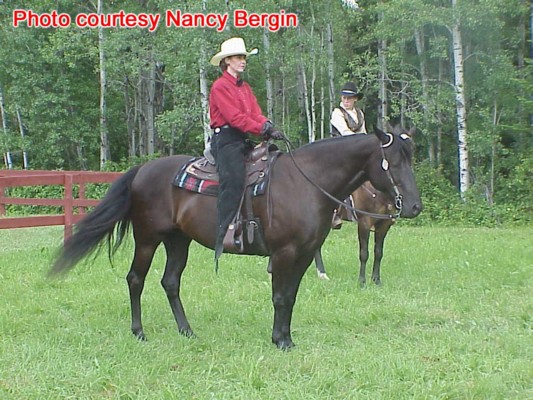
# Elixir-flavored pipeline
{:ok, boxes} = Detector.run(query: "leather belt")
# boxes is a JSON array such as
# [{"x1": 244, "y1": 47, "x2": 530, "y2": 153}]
[{"x1": 213, "y1": 124, "x2": 231, "y2": 134}]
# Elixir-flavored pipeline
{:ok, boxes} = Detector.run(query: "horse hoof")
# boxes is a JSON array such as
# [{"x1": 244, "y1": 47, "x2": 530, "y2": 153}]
[
  {"x1": 133, "y1": 330, "x2": 147, "y2": 341},
  {"x1": 318, "y1": 272, "x2": 330, "y2": 281},
  {"x1": 273, "y1": 338, "x2": 295, "y2": 351},
  {"x1": 179, "y1": 328, "x2": 196, "y2": 338}
]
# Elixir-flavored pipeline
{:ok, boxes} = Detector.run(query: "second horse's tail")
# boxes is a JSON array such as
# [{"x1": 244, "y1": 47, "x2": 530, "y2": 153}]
[{"x1": 50, "y1": 165, "x2": 142, "y2": 276}]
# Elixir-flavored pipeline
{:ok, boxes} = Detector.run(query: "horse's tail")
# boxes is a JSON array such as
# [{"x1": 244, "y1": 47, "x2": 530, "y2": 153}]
[{"x1": 49, "y1": 165, "x2": 142, "y2": 276}]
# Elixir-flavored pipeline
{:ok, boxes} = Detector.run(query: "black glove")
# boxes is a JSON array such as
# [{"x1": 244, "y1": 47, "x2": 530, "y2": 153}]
[
  {"x1": 262, "y1": 121, "x2": 284, "y2": 140},
  {"x1": 268, "y1": 129, "x2": 284, "y2": 140}
]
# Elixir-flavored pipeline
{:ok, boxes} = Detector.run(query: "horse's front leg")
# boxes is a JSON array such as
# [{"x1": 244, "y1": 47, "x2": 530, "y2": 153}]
[{"x1": 270, "y1": 251, "x2": 313, "y2": 350}]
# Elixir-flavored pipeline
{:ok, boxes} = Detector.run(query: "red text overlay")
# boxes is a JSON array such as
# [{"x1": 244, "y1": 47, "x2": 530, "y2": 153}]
[{"x1": 12, "y1": 9, "x2": 299, "y2": 33}]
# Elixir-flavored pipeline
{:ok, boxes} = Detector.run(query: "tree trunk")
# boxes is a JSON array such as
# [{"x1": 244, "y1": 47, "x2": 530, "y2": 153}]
[
  {"x1": 123, "y1": 76, "x2": 136, "y2": 158},
  {"x1": 299, "y1": 64, "x2": 313, "y2": 143},
  {"x1": 0, "y1": 86, "x2": 12, "y2": 169},
  {"x1": 326, "y1": 22, "x2": 335, "y2": 114},
  {"x1": 320, "y1": 85, "x2": 325, "y2": 139},
  {"x1": 145, "y1": 60, "x2": 156, "y2": 155},
  {"x1": 16, "y1": 107, "x2": 28, "y2": 169},
  {"x1": 451, "y1": 0, "x2": 469, "y2": 197},
  {"x1": 98, "y1": 0, "x2": 110, "y2": 170},
  {"x1": 437, "y1": 58, "x2": 444, "y2": 167},
  {"x1": 415, "y1": 27, "x2": 434, "y2": 165},
  {"x1": 310, "y1": 53, "x2": 317, "y2": 143},
  {"x1": 488, "y1": 99, "x2": 501, "y2": 206},
  {"x1": 530, "y1": 0, "x2": 533, "y2": 129},
  {"x1": 199, "y1": 55, "x2": 210, "y2": 148},
  {"x1": 281, "y1": 72, "x2": 285, "y2": 128},
  {"x1": 135, "y1": 77, "x2": 145, "y2": 156},
  {"x1": 154, "y1": 61, "x2": 165, "y2": 154},
  {"x1": 306, "y1": 8, "x2": 316, "y2": 143},
  {"x1": 199, "y1": 0, "x2": 211, "y2": 148},
  {"x1": 263, "y1": 29, "x2": 274, "y2": 121},
  {"x1": 377, "y1": 10, "x2": 388, "y2": 130},
  {"x1": 137, "y1": 56, "x2": 165, "y2": 156}
]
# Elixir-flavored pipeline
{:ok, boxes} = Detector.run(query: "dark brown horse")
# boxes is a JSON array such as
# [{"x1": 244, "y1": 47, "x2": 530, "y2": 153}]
[
  {"x1": 50, "y1": 126, "x2": 422, "y2": 349},
  {"x1": 314, "y1": 181, "x2": 396, "y2": 286}
]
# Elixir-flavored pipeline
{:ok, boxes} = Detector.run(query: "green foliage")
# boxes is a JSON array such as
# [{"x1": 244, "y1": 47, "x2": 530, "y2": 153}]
[
  {"x1": 405, "y1": 162, "x2": 533, "y2": 226},
  {"x1": 0, "y1": 0, "x2": 531, "y2": 223},
  {"x1": 495, "y1": 154, "x2": 533, "y2": 210},
  {"x1": 406, "y1": 162, "x2": 463, "y2": 225}
]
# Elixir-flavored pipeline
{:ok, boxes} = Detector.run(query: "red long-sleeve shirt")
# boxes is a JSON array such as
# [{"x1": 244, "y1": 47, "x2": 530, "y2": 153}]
[{"x1": 209, "y1": 71, "x2": 268, "y2": 136}]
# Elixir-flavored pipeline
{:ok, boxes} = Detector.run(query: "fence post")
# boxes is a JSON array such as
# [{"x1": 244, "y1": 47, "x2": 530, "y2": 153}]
[
  {"x1": 64, "y1": 173, "x2": 74, "y2": 240},
  {"x1": 0, "y1": 182, "x2": 5, "y2": 216},
  {"x1": 79, "y1": 181, "x2": 86, "y2": 215}
]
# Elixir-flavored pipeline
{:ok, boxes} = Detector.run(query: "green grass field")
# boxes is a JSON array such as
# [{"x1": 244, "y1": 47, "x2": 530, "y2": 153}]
[{"x1": 0, "y1": 225, "x2": 531, "y2": 399}]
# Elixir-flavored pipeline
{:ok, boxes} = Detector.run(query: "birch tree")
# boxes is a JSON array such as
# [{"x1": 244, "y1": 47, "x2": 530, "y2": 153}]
[
  {"x1": 377, "y1": 33, "x2": 388, "y2": 130},
  {"x1": 414, "y1": 27, "x2": 434, "y2": 165},
  {"x1": 0, "y1": 86, "x2": 13, "y2": 169},
  {"x1": 451, "y1": 0, "x2": 469, "y2": 197},
  {"x1": 263, "y1": 29, "x2": 274, "y2": 121},
  {"x1": 16, "y1": 107, "x2": 28, "y2": 169},
  {"x1": 97, "y1": 0, "x2": 110, "y2": 170},
  {"x1": 199, "y1": 46, "x2": 211, "y2": 148},
  {"x1": 200, "y1": 0, "x2": 211, "y2": 147}
]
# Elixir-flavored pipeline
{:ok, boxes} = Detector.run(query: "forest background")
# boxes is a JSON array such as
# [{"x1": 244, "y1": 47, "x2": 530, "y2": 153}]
[{"x1": 0, "y1": 0, "x2": 532, "y2": 226}]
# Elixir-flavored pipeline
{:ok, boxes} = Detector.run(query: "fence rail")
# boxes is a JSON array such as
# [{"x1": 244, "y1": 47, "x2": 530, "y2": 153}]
[{"x1": 0, "y1": 170, "x2": 123, "y2": 240}]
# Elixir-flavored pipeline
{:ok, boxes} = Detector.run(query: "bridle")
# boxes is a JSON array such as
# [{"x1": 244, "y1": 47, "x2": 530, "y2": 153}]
[
  {"x1": 379, "y1": 133, "x2": 404, "y2": 214},
  {"x1": 280, "y1": 134, "x2": 405, "y2": 220}
]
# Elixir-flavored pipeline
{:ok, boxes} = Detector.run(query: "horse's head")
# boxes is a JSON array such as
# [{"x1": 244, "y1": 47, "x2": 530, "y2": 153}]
[{"x1": 366, "y1": 125, "x2": 423, "y2": 218}]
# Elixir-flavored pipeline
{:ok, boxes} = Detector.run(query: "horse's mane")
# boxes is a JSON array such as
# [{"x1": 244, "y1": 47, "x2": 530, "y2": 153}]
[
  {"x1": 294, "y1": 134, "x2": 371, "y2": 154},
  {"x1": 291, "y1": 129, "x2": 414, "y2": 163}
]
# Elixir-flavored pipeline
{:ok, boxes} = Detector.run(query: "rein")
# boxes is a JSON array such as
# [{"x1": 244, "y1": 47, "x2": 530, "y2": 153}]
[{"x1": 278, "y1": 136, "x2": 402, "y2": 220}]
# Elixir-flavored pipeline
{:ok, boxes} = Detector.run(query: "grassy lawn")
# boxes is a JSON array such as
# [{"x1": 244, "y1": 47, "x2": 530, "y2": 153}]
[{"x1": 0, "y1": 225, "x2": 531, "y2": 399}]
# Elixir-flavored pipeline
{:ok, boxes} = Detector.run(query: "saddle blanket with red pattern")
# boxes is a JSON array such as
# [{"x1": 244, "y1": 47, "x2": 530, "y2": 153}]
[{"x1": 173, "y1": 157, "x2": 268, "y2": 197}]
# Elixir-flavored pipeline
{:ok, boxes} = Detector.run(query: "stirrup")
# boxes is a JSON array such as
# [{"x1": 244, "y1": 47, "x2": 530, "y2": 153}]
[
  {"x1": 223, "y1": 222, "x2": 244, "y2": 253},
  {"x1": 331, "y1": 213, "x2": 343, "y2": 230}
]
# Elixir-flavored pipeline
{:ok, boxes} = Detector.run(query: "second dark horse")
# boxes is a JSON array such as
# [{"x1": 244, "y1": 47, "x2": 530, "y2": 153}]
[
  {"x1": 314, "y1": 181, "x2": 397, "y2": 286},
  {"x1": 51, "y1": 126, "x2": 422, "y2": 349}
]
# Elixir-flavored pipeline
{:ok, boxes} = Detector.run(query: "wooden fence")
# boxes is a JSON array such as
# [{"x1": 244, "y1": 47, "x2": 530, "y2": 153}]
[{"x1": 0, "y1": 170, "x2": 122, "y2": 240}]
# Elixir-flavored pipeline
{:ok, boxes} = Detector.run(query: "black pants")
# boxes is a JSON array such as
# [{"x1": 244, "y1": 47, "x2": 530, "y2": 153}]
[{"x1": 211, "y1": 127, "x2": 247, "y2": 260}]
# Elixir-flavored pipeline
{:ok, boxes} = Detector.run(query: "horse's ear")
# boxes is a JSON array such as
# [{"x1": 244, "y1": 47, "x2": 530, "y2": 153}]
[
  {"x1": 373, "y1": 124, "x2": 388, "y2": 144},
  {"x1": 399, "y1": 126, "x2": 416, "y2": 141}
]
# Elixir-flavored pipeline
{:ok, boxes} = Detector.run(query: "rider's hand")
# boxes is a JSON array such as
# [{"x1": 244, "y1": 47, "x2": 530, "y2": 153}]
[
  {"x1": 268, "y1": 129, "x2": 284, "y2": 140},
  {"x1": 262, "y1": 121, "x2": 284, "y2": 140}
]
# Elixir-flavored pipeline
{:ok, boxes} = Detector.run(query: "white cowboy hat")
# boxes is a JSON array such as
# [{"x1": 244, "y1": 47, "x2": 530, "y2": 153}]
[{"x1": 209, "y1": 37, "x2": 258, "y2": 66}]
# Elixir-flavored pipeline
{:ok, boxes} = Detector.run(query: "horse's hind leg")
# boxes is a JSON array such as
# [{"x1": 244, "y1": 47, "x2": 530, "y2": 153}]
[
  {"x1": 161, "y1": 232, "x2": 194, "y2": 337},
  {"x1": 314, "y1": 248, "x2": 330, "y2": 280},
  {"x1": 372, "y1": 223, "x2": 391, "y2": 286},
  {"x1": 127, "y1": 241, "x2": 159, "y2": 340}
]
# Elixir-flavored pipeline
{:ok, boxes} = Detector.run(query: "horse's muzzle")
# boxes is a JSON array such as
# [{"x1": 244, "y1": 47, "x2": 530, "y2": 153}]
[{"x1": 403, "y1": 202, "x2": 423, "y2": 218}]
